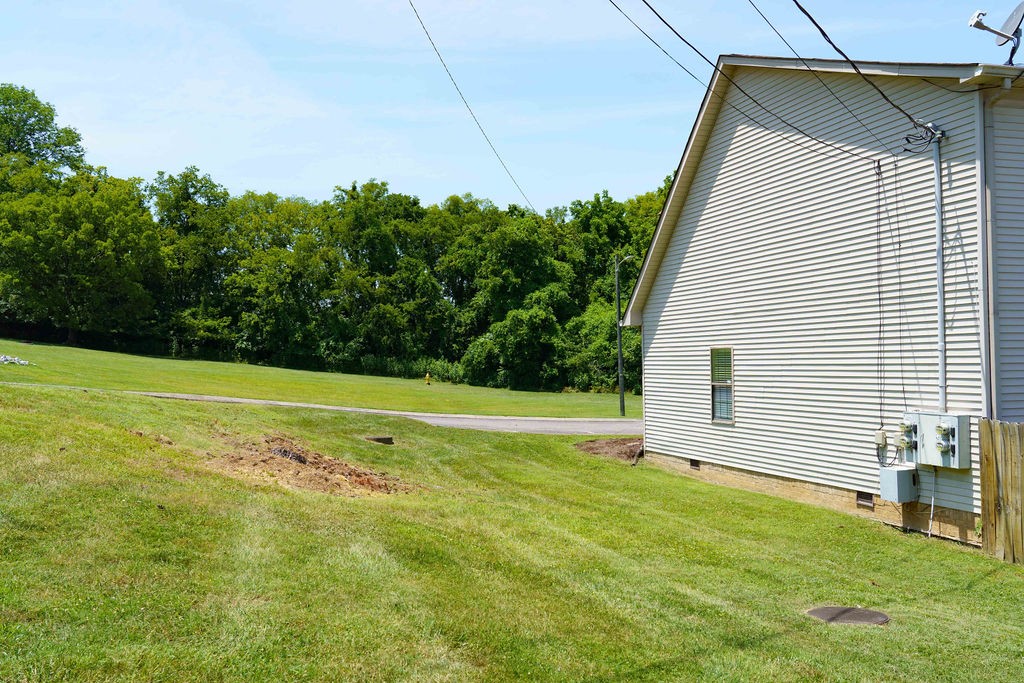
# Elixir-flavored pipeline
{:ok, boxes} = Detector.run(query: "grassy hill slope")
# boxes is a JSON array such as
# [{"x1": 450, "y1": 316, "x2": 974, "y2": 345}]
[
  {"x1": 1, "y1": 384, "x2": 1022, "y2": 681},
  {"x1": 0, "y1": 339, "x2": 641, "y2": 418}
]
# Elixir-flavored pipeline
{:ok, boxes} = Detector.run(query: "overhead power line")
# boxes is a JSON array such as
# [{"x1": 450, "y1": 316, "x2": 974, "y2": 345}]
[
  {"x1": 638, "y1": 0, "x2": 872, "y2": 162},
  {"x1": 920, "y1": 73, "x2": 1023, "y2": 93},
  {"x1": 608, "y1": 0, "x2": 702, "y2": 84},
  {"x1": 746, "y1": 0, "x2": 896, "y2": 156},
  {"x1": 607, "y1": 0, "x2": 859, "y2": 162},
  {"x1": 407, "y1": 0, "x2": 536, "y2": 212},
  {"x1": 789, "y1": 0, "x2": 933, "y2": 150}
]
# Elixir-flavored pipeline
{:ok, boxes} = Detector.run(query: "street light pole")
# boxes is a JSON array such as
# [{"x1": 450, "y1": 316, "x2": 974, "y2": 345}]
[{"x1": 615, "y1": 254, "x2": 634, "y2": 417}]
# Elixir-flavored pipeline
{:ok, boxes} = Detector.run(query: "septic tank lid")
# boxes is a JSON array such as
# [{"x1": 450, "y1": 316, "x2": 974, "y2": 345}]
[{"x1": 806, "y1": 606, "x2": 890, "y2": 625}]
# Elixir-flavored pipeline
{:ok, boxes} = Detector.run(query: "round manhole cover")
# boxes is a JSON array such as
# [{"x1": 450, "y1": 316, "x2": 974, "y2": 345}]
[{"x1": 806, "y1": 606, "x2": 889, "y2": 625}]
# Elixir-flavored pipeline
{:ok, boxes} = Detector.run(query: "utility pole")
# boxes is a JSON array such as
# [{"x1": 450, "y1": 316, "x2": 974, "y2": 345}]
[{"x1": 615, "y1": 254, "x2": 634, "y2": 417}]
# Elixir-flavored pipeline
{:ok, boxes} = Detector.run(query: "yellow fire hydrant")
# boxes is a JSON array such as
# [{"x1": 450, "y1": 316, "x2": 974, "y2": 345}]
[{"x1": 425, "y1": 372, "x2": 431, "y2": 385}]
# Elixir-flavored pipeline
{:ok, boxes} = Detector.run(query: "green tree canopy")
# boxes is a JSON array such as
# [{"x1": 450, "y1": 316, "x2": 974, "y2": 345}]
[
  {"x1": 0, "y1": 79, "x2": 667, "y2": 392},
  {"x1": 147, "y1": 166, "x2": 232, "y2": 350},
  {"x1": 0, "y1": 84, "x2": 85, "y2": 170},
  {"x1": 0, "y1": 168, "x2": 161, "y2": 343}
]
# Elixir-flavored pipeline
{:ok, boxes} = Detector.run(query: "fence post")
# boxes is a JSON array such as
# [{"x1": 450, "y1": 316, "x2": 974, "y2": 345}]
[
  {"x1": 980, "y1": 419, "x2": 997, "y2": 557},
  {"x1": 979, "y1": 418, "x2": 1024, "y2": 564},
  {"x1": 1015, "y1": 424, "x2": 1024, "y2": 564},
  {"x1": 1000, "y1": 420, "x2": 1013, "y2": 562}
]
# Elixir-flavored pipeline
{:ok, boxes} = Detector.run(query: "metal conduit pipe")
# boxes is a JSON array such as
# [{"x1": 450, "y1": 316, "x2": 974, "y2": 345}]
[
  {"x1": 931, "y1": 126, "x2": 947, "y2": 412},
  {"x1": 980, "y1": 78, "x2": 1016, "y2": 418}
]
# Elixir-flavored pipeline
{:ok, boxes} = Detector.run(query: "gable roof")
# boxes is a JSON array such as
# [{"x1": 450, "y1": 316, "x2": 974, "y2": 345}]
[{"x1": 622, "y1": 54, "x2": 1024, "y2": 326}]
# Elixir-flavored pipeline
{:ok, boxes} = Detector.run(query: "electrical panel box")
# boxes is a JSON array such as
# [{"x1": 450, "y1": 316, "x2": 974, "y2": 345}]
[
  {"x1": 879, "y1": 464, "x2": 919, "y2": 503},
  {"x1": 900, "y1": 411, "x2": 971, "y2": 469}
]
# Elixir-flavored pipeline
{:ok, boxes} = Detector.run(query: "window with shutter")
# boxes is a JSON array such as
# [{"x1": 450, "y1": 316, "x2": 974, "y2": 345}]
[{"x1": 711, "y1": 348, "x2": 733, "y2": 422}]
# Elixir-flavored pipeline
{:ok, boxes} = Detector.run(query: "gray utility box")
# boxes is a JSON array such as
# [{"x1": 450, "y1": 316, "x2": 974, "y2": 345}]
[
  {"x1": 879, "y1": 464, "x2": 919, "y2": 503},
  {"x1": 900, "y1": 412, "x2": 971, "y2": 469}
]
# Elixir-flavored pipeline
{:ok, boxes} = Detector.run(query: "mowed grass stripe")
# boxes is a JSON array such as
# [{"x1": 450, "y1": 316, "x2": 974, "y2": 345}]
[
  {"x1": 0, "y1": 339, "x2": 641, "y2": 418},
  {"x1": 1, "y1": 384, "x2": 1023, "y2": 681}
]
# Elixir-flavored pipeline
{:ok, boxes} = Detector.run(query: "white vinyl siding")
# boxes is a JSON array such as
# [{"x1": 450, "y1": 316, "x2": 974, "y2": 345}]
[
  {"x1": 991, "y1": 93, "x2": 1024, "y2": 421},
  {"x1": 641, "y1": 67, "x2": 983, "y2": 512}
]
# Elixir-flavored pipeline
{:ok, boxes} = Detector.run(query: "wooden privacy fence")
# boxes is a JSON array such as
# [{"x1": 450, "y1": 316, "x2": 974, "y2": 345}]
[{"x1": 980, "y1": 419, "x2": 1024, "y2": 563}]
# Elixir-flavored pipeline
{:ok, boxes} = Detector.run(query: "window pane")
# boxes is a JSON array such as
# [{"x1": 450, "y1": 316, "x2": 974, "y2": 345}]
[
  {"x1": 711, "y1": 348, "x2": 732, "y2": 383},
  {"x1": 713, "y1": 386, "x2": 733, "y2": 421}
]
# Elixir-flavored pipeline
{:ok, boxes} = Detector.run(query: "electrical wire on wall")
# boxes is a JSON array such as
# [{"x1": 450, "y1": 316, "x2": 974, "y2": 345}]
[
  {"x1": 928, "y1": 466, "x2": 939, "y2": 537},
  {"x1": 874, "y1": 160, "x2": 908, "y2": 468},
  {"x1": 920, "y1": 72, "x2": 1024, "y2": 94},
  {"x1": 879, "y1": 158, "x2": 915, "y2": 412}
]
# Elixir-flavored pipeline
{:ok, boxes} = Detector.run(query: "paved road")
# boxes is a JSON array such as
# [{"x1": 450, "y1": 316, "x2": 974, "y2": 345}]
[{"x1": 134, "y1": 391, "x2": 643, "y2": 435}]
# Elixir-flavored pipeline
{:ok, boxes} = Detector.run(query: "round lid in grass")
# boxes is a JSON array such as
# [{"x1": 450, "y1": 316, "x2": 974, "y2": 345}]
[{"x1": 806, "y1": 606, "x2": 890, "y2": 625}]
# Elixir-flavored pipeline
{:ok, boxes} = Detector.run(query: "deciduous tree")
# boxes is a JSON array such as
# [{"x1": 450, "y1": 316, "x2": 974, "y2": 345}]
[
  {"x1": 0, "y1": 168, "x2": 161, "y2": 343},
  {"x1": 0, "y1": 84, "x2": 84, "y2": 170}
]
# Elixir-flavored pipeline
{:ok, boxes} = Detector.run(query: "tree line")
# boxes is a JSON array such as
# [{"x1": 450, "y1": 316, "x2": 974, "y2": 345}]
[{"x1": 0, "y1": 83, "x2": 664, "y2": 392}]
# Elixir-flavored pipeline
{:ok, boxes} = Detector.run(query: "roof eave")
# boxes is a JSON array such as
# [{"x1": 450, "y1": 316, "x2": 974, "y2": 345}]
[
  {"x1": 623, "y1": 59, "x2": 733, "y2": 327},
  {"x1": 721, "y1": 54, "x2": 1006, "y2": 80}
]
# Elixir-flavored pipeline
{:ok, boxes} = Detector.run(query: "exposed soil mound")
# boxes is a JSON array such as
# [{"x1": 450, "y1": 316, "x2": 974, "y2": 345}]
[
  {"x1": 128, "y1": 429, "x2": 175, "y2": 446},
  {"x1": 208, "y1": 434, "x2": 411, "y2": 496},
  {"x1": 576, "y1": 437, "x2": 644, "y2": 464}
]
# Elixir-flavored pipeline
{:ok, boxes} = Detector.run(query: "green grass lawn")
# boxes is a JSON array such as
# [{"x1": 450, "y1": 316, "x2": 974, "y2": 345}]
[
  {"x1": 0, "y1": 339, "x2": 642, "y2": 418},
  {"x1": 2, "y1": 383, "x2": 1022, "y2": 681}
]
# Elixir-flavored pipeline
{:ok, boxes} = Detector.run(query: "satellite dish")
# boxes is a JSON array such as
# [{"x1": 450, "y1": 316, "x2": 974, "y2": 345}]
[
  {"x1": 969, "y1": 2, "x2": 1024, "y2": 65},
  {"x1": 996, "y1": 2, "x2": 1024, "y2": 44}
]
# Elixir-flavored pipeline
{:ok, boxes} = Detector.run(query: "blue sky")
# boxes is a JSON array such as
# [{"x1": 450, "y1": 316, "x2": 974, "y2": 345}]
[{"x1": 2, "y1": 0, "x2": 1013, "y2": 210}]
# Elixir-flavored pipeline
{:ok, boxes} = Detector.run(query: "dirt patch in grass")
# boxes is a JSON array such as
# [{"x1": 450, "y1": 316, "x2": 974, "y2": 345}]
[
  {"x1": 129, "y1": 429, "x2": 175, "y2": 446},
  {"x1": 208, "y1": 434, "x2": 412, "y2": 496},
  {"x1": 576, "y1": 437, "x2": 644, "y2": 464}
]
